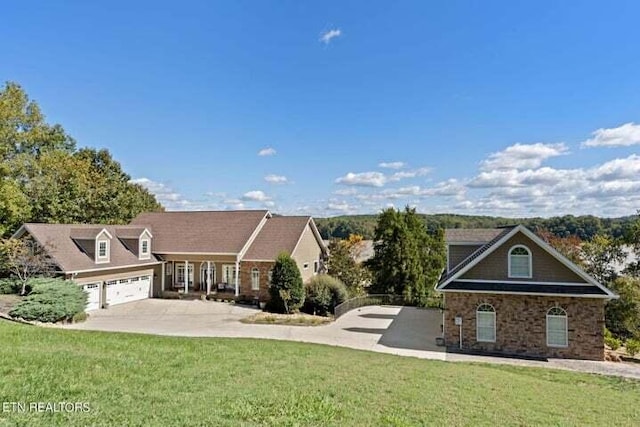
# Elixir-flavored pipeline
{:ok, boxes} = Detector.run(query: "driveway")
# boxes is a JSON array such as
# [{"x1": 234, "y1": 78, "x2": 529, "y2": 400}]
[{"x1": 64, "y1": 299, "x2": 640, "y2": 379}]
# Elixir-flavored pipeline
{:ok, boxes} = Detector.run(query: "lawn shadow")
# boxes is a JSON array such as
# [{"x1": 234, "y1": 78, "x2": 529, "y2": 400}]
[{"x1": 377, "y1": 307, "x2": 445, "y2": 352}]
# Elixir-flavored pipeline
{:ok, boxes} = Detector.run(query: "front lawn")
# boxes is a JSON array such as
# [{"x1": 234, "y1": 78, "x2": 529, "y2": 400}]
[{"x1": 1, "y1": 321, "x2": 639, "y2": 426}]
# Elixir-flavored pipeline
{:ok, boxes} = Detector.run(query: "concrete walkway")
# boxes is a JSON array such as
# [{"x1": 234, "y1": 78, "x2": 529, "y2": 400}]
[{"x1": 63, "y1": 299, "x2": 640, "y2": 380}]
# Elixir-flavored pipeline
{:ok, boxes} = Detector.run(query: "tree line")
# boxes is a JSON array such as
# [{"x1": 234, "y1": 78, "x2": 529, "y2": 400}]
[
  {"x1": 316, "y1": 213, "x2": 636, "y2": 242},
  {"x1": 0, "y1": 82, "x2": 162, "y2": 238}
]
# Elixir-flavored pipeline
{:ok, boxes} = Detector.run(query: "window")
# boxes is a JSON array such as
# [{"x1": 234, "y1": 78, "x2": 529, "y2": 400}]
[
  {"x1": 303, "y1": 263, "x2": 309, "y2": 270},
  {"x1": 314, "y1": 261, "x2": 319, "y2": 273},
  {"x1": 508, "y1": 245, "x2": 532, "y2": 278},
  {"x1": 176, "y1": 264, "x2": 194, "y2": 286},
  {"x1": 251, "y1": 268, "x2": 260, "y2": 291},
  {"x1": 476, "y1": 303, "x2": 496, "y2": 342},
  {"x1": 119, "y1": 279, "x2": 129, "y2": 284},
  {"x1": 97, "y1": 239, "x2": 109, "y2": 262},
  {"x1": 268, "y1": 269, "x2": 273, "y2": 285},
  {"x1": 547, "y1": 306, "x2": 568, "y2": 347},
  {"x1": 130, "y1": 277, "x2": 139, "y2": 282},
  {"x1": 166, "y1": 263, "x2": 173, "y2": 275},
  {"x1": 200, "y1": 263, "x2": 216, "y2": 287},
  {"x1": 140, "y1": 238, "x2": 150, "y2": 259},
  {"x1": 223, "y1": 265, "x2": 239, "y2": 285}
]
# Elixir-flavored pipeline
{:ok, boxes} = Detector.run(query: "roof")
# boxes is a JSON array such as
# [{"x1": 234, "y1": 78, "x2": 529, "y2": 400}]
[
  {"x1": 439, "y1": 227, "x2": 515, "y2": 284},
  {"x1": 19, "y1": 223, "x2": 160, "y2": 273},
  {"x1": 115, "y1": 227, "x2": 150, "y2": 239},
  {"x1": 130, "y1": 210, "x2": 270, "y2": 254},
  {"x1": 243, "y1": 216, "x2": 314, "y2": 260},
  {"x1": 445, "y1": 228, "x2": 505, "y2": 244},
  {"x1": 444, "y1": 281, "x2": 609, "y2": 297},
  {"x1": 437, "y1": 225, "x2": 618, "y2": 299}
]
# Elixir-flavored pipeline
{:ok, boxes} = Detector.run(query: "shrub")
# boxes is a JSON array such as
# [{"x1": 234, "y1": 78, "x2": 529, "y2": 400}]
[
  {"x1": 605, "y1": 332, "x2": 622, "y2": 351},
  {"x1": 0, "y1": 278, "x2": 20, "y2": 294},
  {"x1": 302, "y1": 275, "x2": 348, "y2": 316},
  {"x1": 72, "y1": 311, "x2": 88, "y2": 323},
  {"x1": 267, "y1": 252, "x2": 304, "y2": 314},
  {"x1": 626, "y1": 339, "x2": 640, "y2": 357},
  {"x1": 9, "y1": 279, "x2": 87, "y2": 323}
]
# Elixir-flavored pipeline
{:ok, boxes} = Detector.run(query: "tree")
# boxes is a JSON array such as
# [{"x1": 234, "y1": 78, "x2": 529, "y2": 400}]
[
  {"x1": 624, "y1": 210, "x2": 640, "y2": 277},
  {"x1": 326, "y1": 234, "x2": 370, "y2": 296},
  {"x1": 367, "y1": 207, "x2": 446, "y2": 306},
  {"x1": 268, "y1": 252, "x2": 305, "y2": 313},
  {"x1": 580, "y1": 234, "x2": 625, "y2": 284},
  {"x1": 537, "y1": 229, "x2": 583, "y2": 266},
  {"x1": 0, "y1": 237, "x2": 57, "y2": 295},
  {"x1": 605, "y1": 276, "x2": 640, "y2": 340}
]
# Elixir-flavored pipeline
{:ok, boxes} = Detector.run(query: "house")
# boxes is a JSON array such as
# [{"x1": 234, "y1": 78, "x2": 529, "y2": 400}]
[
  {"x1": 13, "y1": 210, "x2": 327, "y2": 310},
  {"x1": 436, "y1": 225, "x2": 618, "y2": 361}
]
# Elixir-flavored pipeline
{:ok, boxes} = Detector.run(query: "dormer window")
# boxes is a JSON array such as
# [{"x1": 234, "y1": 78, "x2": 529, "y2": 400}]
[
  {"x1": 96, "y1": 239, "x2": 110, "y2": 263},
  {"x1": 508, "y1": 245, "x2": 531, "y2": 278},
  {"x1": 139, "y1": 238, "x2": 150, "y2": 260}
]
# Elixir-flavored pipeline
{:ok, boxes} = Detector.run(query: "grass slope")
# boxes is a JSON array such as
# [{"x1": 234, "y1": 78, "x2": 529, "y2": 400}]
[{"x1": 1, "y1": 321, "x2": 639, "y2": 426}]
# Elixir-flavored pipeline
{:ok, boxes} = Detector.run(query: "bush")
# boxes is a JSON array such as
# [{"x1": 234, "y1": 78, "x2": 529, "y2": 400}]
[
  {"x1": 267, "y1": 253, "x2": 304, "y2": 314},
  {"x1": 605, "y1": 331, "x2": 622, "y2": 351},
  {"x1": 9, "y1": 279, "x2": 87, "y2": 323},
  {"x1": 72, "y1": 311, "x2": 88, "y2": 323},
  {"x1": 302, "y1": 275, "x2": 348, "y2": 316},
  {"x1": 0, "y1": 278, "x2": 20, "y2": 294},
  {"x1": 626, "y1": 339, "x2": 640, "y2": 357}
]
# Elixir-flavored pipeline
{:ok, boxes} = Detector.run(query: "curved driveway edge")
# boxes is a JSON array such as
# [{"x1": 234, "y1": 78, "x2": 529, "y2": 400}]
[{"x1": 62, "y1": 299, "x2": 640, "y2": 380}]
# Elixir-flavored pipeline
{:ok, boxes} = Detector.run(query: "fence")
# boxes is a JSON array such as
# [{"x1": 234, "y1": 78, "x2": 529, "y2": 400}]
[{"x1": 333, "y1": 294, "x2": 443, "y2": 319}]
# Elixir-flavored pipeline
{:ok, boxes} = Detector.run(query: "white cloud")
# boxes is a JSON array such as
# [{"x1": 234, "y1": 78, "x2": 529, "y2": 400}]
[
  {"x1": 320, "y1": 29, "x2": 341, "y2": 44},
  {"x1": 378, "y1": 161, "x2": 405, "y2": 169},
  {"x1": 258, "y1": 147, "x2": 276, "y2": 156},
  {"x1": 242, "y1": 190, "x2": 271, "y2": 202},
  {"x1": 130, "y1": 178, "x2": 195, "y2": 210},
  {"x1": 264, "y1": 174, "x2": 288, "y2": 184},
  {"x1": 582, "y1": 122, "x2": 640, "y2": 148},
  {"x1": 388, "y1": 167, "x2": 431, "y2": 181},
  {"x1": 480, "y1": 142, "x2": 569, "y2": 171},
  {"x1": 333, "y1": 188, "x2": 358, "y2": 196},
  {"x1": 335, "y1": 171, "x2": 387, "y2": 187}
]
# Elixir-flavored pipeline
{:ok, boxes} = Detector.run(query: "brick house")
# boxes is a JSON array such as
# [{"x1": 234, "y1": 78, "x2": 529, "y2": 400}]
[
  {"x1": 14, "y1": 210, "x2": 327, "y2": 310},
  {"x1": 436, "y1": 225, "x2": 617, "y2": 361}
]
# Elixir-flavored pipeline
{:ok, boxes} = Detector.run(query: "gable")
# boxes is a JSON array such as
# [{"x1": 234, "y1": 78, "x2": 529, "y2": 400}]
[
  {"x1": 291, "y1": 222, "x2": 323, "y2": 262},
  {"x1": 448, "y1": 244, "x2": 482, "y2": 271},
  {"x1": 459, "y1": 231, "x2": 585, "y2": 283}
]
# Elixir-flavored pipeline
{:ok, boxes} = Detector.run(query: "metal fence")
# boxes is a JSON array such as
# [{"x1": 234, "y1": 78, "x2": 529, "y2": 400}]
[{"x1": 334, "y1": 294, "x2": 443, "y2": 319}]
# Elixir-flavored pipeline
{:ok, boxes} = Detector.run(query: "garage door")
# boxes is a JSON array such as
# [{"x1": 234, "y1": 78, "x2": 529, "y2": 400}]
[
  {"x1": 105, "y1": 275, "x2": 151, "y2": 307},
  {"x1": 84, "y1": 283, "x2": 101, "y2": 311}
]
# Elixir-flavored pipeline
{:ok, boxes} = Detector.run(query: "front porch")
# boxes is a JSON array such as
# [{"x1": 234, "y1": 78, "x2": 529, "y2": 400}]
[{"x1": 161, "y1": 257, "x2": 241, "y2": 297}]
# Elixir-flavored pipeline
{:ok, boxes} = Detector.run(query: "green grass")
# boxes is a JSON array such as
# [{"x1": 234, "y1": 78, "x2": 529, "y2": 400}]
[{"x1": 0, "y1": 321, "x2": 639, "y2": 426}]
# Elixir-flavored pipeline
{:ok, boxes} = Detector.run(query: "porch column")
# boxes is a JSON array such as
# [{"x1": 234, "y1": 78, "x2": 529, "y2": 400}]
[
  {"x1": 161, "y1": 263, "x2": 165, "y2": 292},
  {"x1": 234, "y1": 259, "x2": 240, "y2": 296},
  {"x1": 206, "y1": 261, "x2": 212, "y2": 295},
  {"x1": 184, "y1": 260, "x2": 188, "y2": 294}
]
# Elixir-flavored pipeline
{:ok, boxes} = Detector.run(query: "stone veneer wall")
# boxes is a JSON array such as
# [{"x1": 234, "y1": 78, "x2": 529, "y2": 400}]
[{"x1": 443, "y1": 293, "x2": 605, "y2": 360}]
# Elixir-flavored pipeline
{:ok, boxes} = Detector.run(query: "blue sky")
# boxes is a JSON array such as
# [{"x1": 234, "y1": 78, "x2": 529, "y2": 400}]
[{"x1": 2, "y1": 1, "x2": 640, "y2": 217}]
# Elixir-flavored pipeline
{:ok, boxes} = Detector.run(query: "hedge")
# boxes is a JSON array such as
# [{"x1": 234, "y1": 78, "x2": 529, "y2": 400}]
[{"x1": 302, "y1": 275, "x2": 348, "y2": 316}]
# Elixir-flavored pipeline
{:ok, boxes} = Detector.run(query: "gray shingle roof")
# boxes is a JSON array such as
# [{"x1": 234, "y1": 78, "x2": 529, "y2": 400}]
[
  {"x1": 130, "y1": 210, "x2": 269, "y2": 254},
  {"x1": 22, "y1": 223, "x2": 159, "y2": 273},
  {"x1": 444, "y1": 228, "x2": 505, "y2": 244}
]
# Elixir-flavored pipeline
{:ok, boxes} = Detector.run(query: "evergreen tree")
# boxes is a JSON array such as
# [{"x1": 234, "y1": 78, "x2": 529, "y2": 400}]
[
  {"x1": 268, "y1": 252, "x2": 305, "y2": 313},
  {"x1": 367, "y1": 207, "x2": 445, "y2": 306}
]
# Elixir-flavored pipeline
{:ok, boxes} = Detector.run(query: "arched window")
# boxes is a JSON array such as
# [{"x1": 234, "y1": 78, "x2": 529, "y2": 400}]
[
  {"x1": 251, "y1": 268, "x2": 260, "y2": 291},
  {"x1": 476, "y1": 303, "x2": 496, "y2": 342},
  {"x1": 508, "y1": 245, "x2": 532, "y2": 278},
  {"x1": 546, "y1": 306, "x2": 568, "y2": 347}
]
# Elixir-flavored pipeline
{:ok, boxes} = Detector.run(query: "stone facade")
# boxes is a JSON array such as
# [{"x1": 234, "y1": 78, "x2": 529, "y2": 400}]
[{"x1": 443, "y1": 292, "x2": 605, "y2": 361}]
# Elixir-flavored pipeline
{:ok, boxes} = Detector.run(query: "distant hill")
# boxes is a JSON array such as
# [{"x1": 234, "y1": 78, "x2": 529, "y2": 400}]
[{"x1": 315, "y1": 213, "x2": 637, "y2": 241}]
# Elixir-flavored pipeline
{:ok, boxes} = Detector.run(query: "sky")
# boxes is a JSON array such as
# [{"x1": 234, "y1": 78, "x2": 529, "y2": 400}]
[{"x1": 2, "y1": 1, "x2": 640, "y2": 218}]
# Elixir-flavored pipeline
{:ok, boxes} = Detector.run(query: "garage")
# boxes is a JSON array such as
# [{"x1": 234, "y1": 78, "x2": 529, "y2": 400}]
[
  {"x1": 105, "y1": 275, "x2": 151, "y2": 307},
  {"x1": 83, "y1": 283, "x2": 101, "y2": 311}
]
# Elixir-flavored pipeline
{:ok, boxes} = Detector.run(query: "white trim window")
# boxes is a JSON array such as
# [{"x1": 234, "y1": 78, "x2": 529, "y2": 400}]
[
  {"x1": 176, "y1": 263, "x2": 194, "y2": 286},
  {"x1": 200, "y1": 263, "x2": 216, "y2": 287},
  {"x1": 96, "y1": 239, "x2": 110, "y2": 263},
  {"x1": 268, "y1": 269, "x2": 273, "y2": 285},
  {"x1": 139, "y1": 238, "x2": 150, "y2": 260},
  {"x1": 222, "y1": 265, "x2": 238, "y2": 285},
  {"x1": 476, "y1": 303, "x2": 496, "y2": 342},
  {"x1": 251, "y1": 268, "x2": 260, "y2": 291},
  {"x1": 314, "y1": 260, "x2": 319, "y2": 274},
  {"x1": 547, "y1": 306, "x2": 568, "y2": 347},
  {"x1": 508, "y1": 245, "x2": 532, "y2": 278}
]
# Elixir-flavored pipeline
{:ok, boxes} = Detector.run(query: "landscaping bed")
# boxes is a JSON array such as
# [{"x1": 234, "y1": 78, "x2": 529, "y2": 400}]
[
  {"x1": 0, "y1": 293, "x2": 22, "y2": 314},
  {"x1": 241, "y1": 312, "x2": 332, "y2": 326}
]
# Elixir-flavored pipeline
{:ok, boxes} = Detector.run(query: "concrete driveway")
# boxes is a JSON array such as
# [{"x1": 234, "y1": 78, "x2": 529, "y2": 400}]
[{"x1": 65, "y1": 299, "x2": 446, "y2": 359}]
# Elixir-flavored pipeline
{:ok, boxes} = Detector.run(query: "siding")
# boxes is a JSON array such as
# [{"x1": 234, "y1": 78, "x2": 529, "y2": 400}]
[
  {"x1": 460, "y1": 232, "x2": 585, "y2": 283},
  {"x1": 291, "y1": 223, "x2": 323, "y2": 283}
]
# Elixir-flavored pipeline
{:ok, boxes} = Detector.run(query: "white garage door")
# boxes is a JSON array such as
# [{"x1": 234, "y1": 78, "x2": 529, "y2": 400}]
[
  {"x1": 106, "y1": 275, "x2": 151, "y2": 307},
  {"x1": 84, "y1": 283, "x2": 101, "y2": 311}
]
